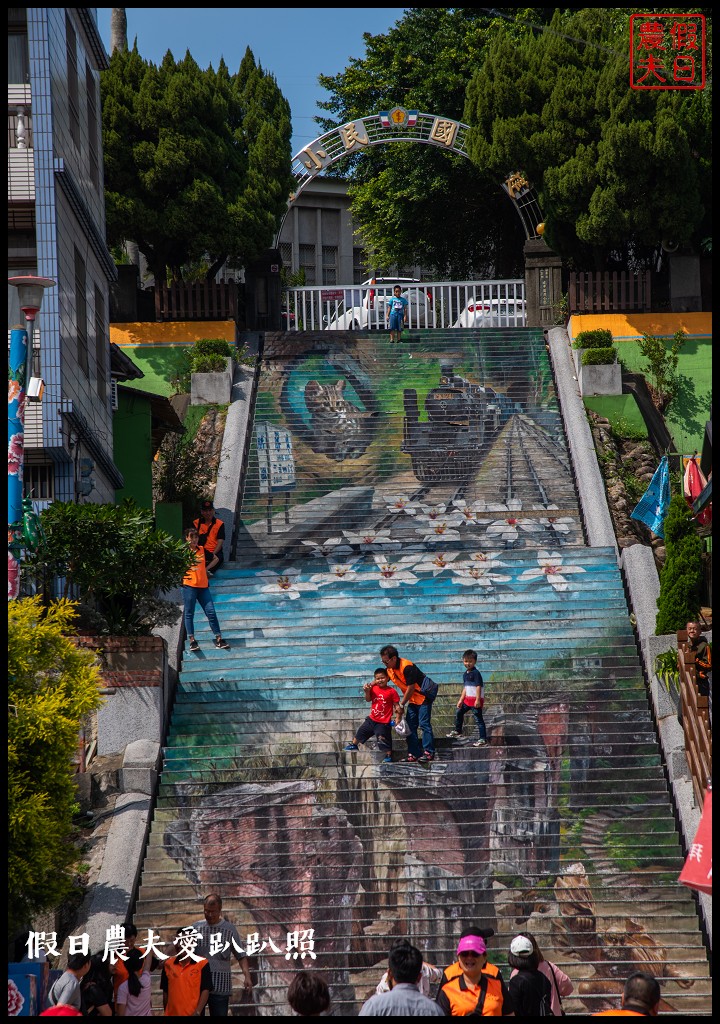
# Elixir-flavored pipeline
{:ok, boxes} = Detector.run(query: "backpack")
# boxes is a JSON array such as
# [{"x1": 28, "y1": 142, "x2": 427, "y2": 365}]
[{"x1": 419, "y1": 675, "x2": 439, "y2": 699}]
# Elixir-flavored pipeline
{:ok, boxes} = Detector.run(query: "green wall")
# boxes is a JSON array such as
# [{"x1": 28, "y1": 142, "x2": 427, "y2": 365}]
[{"x1": 114, "y1": 390, "x2": 153, "y2": 508}]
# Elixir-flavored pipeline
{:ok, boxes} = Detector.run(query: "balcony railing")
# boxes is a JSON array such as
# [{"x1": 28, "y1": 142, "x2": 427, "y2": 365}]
[{"x1": 284, "y1": 279, "x2": 526, "y2": 332}]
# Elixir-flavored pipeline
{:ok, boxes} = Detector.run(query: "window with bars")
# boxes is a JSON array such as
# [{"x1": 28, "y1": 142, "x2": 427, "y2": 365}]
[
  {"x1": 94, "y1": 285, "x2": 107, "y2": 399},
  {"x1": 66, "y1": 15, "x2": 80, "y2": 147},
  {"x1": 75, "y1": 247, "x2": 89, "y2": 377},
  {"x1": 279, "y1": 242, "x2": 292, "y2": 272},
  {"x1": 321, "y1": 246, "x2": 337, "y2": 286},
  {"x1": 24, "y1": 463, "x2": 55, "y2": 501},
  {"x1": 299, "y1": 244, "x2": 316, "y2": 286},
  {"x1": 85, "y1": 62, "x2": 100, "y2": 190}
]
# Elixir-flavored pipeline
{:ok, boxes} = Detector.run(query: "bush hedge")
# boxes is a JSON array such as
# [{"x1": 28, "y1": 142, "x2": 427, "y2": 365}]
[
  {"x1": 655, "y1": 494, "x2": 703, "y2": 635},
  {"x1": 572, "y1": 328, "x2": 614, "y2": 349},
  {"x1": 581, "y1": 346, "x2": 616, "y2": 365}
]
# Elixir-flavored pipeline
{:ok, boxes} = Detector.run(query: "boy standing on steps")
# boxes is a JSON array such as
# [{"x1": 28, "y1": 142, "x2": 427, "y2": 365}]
[
  {"x1": 182, "y1": 527, "x2": 230, "y2": 653},
  {"x1": 447, "y1": 648, "x2": 487, "y2": 746},
  {"x1": 345, "y1": 667, "x2": 402, "y2": 763},
  {"x1": 386, "y1": 285, "x2": 408, "y2": 343}
]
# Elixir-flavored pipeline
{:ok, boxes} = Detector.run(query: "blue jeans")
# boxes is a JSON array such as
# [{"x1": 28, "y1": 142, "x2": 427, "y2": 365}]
[
  {"x1": 454, "y1": 703, "x2": 487, "y2": 740},
  {"x1": 405, "y1": 699, "x2": 435, "y2": 757},
  {"x1": 182, "y1": 584, "x2": 221, "y2": 638}
]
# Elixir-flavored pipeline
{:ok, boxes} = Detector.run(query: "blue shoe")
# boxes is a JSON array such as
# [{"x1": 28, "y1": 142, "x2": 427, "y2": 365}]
[
  {"x1": 344, "y1": 743, "x2": 359, "y2": 751},
  {"x1": 381, "y1": 755, "x2": 393, "y2": 764}
]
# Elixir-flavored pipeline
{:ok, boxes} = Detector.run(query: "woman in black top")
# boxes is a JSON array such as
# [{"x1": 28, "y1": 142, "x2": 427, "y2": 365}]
[
  {"x1": 81, "y1": 953, "x2": 114, "y2": 1017},
  {"x1": 506, "y1": 935, "x2": 553, "y2": 1017}
]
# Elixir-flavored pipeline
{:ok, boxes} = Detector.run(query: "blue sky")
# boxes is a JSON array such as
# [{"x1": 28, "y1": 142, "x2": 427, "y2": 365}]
[{"x1": 96, "y1": 8, "x2": 407, "y2": 155}]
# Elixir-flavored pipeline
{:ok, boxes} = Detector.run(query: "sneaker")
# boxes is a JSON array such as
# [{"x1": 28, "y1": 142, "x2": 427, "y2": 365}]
[
  {"x1": 344, "y1": 743, "x2": 359, "y2": 751},
  {"x1": 188, "y1": 638, "x2": 200, "y2": 653},
  {"x1": 446, "y1": 730, "x2": 462, "y2": 739},
  {"x1": 381, "y1": 755, "x2": 393, "y2": 764},
  {"x1": 418, "y1": 751, "x2": 435, "y2": 763},
  {"x1": 473, "y1": 739, "x2": 488, "y2": 747},
  {"x1": 214, "y1": 637, "x2": 230, "y2": 650},
  {"x1": 402, "y1": 754, "x2": 419, "y2": 763}
]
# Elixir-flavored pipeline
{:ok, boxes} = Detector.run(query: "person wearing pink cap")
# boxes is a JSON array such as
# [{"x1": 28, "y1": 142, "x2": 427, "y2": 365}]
[{"x1": 437, "y1": 935, "x2": 514, "y2": 1016}]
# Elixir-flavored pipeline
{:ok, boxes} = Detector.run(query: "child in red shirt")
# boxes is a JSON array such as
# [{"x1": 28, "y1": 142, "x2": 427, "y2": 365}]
[{"x1": 345, "y1": 668, "x2": 402, "y2": 763}]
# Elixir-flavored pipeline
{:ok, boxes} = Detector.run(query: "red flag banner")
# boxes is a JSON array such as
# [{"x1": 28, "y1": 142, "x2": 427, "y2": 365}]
[{"x1": 678, "y1": 787, "x2": 712, "y2": 896}]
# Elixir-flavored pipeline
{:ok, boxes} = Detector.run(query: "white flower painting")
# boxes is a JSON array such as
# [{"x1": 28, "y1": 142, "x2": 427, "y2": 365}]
[
  {"x1": 516, "y1": 550, "x2": 586, "y2": 592},
  {"x1": 258, "y1": 567, "x2": 319, "y2": 600}
]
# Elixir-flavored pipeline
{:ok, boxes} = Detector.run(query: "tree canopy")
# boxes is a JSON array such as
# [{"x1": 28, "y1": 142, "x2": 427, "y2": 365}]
[
  {"x1": 9, "y1": 598, "x2": 102, "y2": 933},
  {"x1": 26, "y1": 500, "x2": 194, "y2": 635},
  {"x1": 317, "y1": 7, "x2": 710, "y2": 273},
  {"x1": 102, "y1": 45, "x2": 293, "y2": 282},
  {"x1": 317, "y1": 8, "x2": 544, "y2": 277},
  {"x1": 464, "y1": 8, "x2": 711, "y2": 268}
]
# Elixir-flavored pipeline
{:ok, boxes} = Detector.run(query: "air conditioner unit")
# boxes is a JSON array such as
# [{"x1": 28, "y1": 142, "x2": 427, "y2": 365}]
[{"x1": 110, "y1": 378, "x2": 119, "y2": 411}]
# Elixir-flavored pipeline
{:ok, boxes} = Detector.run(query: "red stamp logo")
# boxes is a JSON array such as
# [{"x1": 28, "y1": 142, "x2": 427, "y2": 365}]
[{"x1": 630, "y1": 13, "x2": 706, "y2": 90}]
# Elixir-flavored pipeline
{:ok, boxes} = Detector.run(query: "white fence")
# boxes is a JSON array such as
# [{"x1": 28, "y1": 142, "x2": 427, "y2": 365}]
[{"x1": 284, "y1": 279, "x2": 526, "y2": 332}]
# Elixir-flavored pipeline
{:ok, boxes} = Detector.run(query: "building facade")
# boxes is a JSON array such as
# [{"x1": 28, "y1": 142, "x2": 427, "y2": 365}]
[
  {"x1": 276, "y1": 177, "x2": 426, "y2": 285},
  {"x1": 8, "y1": 7, "x2": 121, "y2": 507}
]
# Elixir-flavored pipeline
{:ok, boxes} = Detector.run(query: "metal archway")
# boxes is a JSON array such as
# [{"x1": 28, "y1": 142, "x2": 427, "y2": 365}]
[{"x1": 288, "y1": 106, "x2": 543, "y2": 241}]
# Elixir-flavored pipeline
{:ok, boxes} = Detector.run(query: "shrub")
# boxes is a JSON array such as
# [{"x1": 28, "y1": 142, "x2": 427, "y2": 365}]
[
  {"x1": 581, "y1": 346, "x2": 616, "y2": 365},
  {"x1": 193, "y1": 338, "x2": 234, "y2": 358},
  {"x1": 8, "y1": 598, "x2": 103, "y2": 932},
  {"x1": 637, "y1": 329, "x2": 685, "y2": 411},
  {"x1": 573, "y1": 328, "x2": 613, "y2": 349},
  {"x1": 192, "y1": 353, "x2": 229, "y2": 374},
  {"x1": 26, "y1": 500, "x2": 194, "y2": 635},
  {"x1": 655, "y1": 494, "x2": 703, "y2": 635}
]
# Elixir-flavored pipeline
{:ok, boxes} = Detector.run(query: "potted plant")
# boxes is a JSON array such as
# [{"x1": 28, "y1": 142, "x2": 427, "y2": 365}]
[
  {"x1": 190, "y1": 338, "x2": 236, "y2": 405},
  {"x1": 572, "y1": 329, "x2": 621, "y2": 396}
]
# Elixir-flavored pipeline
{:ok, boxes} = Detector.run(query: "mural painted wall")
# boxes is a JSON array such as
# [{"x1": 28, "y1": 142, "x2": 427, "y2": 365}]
[{"x1": 136, "y1": 331, "x2": 708, "y2": 1015}]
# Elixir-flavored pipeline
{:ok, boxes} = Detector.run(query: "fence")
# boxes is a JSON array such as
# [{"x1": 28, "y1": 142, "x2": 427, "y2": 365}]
[
  {"x1": 568, "y1": 271, "x2": 652, "y2": 313},
  {"x1": 284, "y1": 280, "x2": 526, "y2": 332},
  {"x1": 677, "y1": 631, "x2": 712, "y2": 807},
  {"x1": 153, "y1": 280, "x2": 238, "y2": 321}
]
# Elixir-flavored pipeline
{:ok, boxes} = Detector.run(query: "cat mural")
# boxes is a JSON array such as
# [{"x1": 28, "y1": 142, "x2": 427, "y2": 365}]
[{"x1": 304, "y1": 379, "x2": 373, "y2": 462}]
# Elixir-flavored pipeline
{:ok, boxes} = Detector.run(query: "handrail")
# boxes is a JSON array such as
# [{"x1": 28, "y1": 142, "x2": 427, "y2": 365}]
[
  {"x1": 285, "y1": 279, "x2": 526, "y2": 332},
  {"x1": 677, "y1": 630, "x2": 712, "y2": 806}
]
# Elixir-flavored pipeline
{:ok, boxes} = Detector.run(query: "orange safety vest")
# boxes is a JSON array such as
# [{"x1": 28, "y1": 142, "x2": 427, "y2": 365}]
[
  {"x1": 193, "y1": 516, "x2": 224, "y2": 555},
  {"x1": 437, "y1": 961, "x2": 507, "y2": 1016},
  {"x1": 385, "y1": 657, "x2": 426, "y2": 706},
  {"x1": 163, "y1": 955, "x2": 210, "y2": 1016},
  {"x1": 183, "y1": 548, "x2": 209, "y2": 589},
  {"x1": 592, "y1": 1010, "x2": 649, "y2": 1017}
]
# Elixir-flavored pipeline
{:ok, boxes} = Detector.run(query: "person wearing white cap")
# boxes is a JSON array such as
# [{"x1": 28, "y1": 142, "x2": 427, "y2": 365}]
[
  {"x1": 507, "y1": 934, "x2": 553, "y2": 1017},
  {"x1": 436, "y1": 935, "x2": 514, "y2": 1016},
  {"x1": 508, "y1": 931, "x2": 573, "y2": 1016}
]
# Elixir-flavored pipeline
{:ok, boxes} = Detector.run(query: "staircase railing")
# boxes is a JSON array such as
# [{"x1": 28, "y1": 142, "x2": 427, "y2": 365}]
[{"x1": 677, "y1": 630, "x2": 712, "y2": 806}]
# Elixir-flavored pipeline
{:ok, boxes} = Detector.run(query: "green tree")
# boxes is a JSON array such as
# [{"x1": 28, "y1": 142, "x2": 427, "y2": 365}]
[
  {"x1": 317, "y1": 8, "x2": 543, "y2": 276},
  {"x1": 637, "y1": 329, "x2": 685, "y2": 412},
  {"x1": 464, "y1": 8, "x2": 711, "y2": 268},
  {"x1": 655, "y1": 494, "x2": 703, "y2": 635},
  {"x1": 9, "y1": 598, "x2": 103, "y2": 932},
  {"x1": 26, "y1": 500, "x2": 195, "y2": 635},
  {"x1": 102, "y1": 45, "x2": 293, "y2": 283}
]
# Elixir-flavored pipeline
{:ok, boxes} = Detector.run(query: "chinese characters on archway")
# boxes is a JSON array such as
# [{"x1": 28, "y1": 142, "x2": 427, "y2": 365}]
[{"x1": 630, "y1": 13, "x2": 706, "y2": 90}]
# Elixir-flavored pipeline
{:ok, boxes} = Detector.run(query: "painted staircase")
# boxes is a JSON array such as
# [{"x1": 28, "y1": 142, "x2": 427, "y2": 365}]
[{"x1": 134, "y1": 329, "x2": 710, "y2": 1014}]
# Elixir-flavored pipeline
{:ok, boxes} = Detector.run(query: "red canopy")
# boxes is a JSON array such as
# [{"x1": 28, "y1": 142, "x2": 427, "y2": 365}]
[{"x1": 678, "y1": 787, "x2": 712, "y2": 896}]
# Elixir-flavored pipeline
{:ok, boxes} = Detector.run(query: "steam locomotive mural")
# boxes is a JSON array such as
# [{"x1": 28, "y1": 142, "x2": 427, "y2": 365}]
[{"x1": 402, "y1": 362, "x2": 520, "y2": 483}]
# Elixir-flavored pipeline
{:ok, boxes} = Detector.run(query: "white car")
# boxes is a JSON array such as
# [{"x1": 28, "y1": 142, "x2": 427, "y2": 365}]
[
  {"x1": 325, "y1": 277, "x2": 433, "y2": 330},
  {"x1": 452, "y1": 298, "x2": 526, "y2": 328}
]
